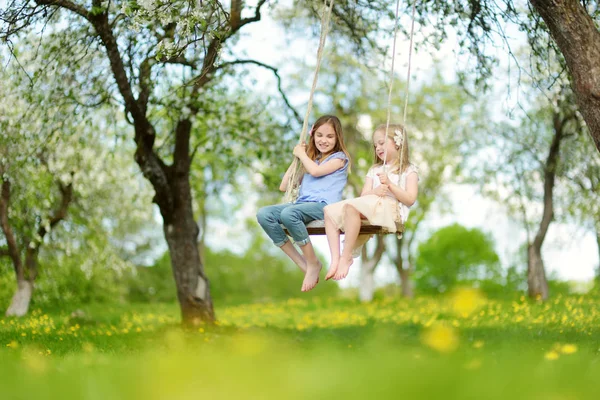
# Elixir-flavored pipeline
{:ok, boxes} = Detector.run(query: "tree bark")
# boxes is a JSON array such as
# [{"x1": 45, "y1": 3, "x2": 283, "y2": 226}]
[
  {"x1": 395, "y1": 235, "x2": 414, "y2": 298},
  {"x1": 529, "y1": 0, "x2": 600, "y2": 153},
  {"x1": 6, "y1": 280, "x2": 33, "y2": 317},
  {"x1": 527, "y1": 243, "x2": 548, "y2": 299},
  {"x1": 164, "y1": 202, "x2": 214, "y2": 324},
  {"x1": 159, "y1": 120, "x2": 215, "y2": 324},
  {"x1": 398, "y1": 267, "x2": 413, "y2": 298}
]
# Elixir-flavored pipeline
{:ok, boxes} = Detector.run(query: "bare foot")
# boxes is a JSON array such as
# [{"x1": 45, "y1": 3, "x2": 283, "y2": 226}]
[
  {"x1": 301, "y1": 260, "x2": 322, "y2": 292},
  {"x1": 333, "y1": 256, "x2": 353, "y2": 281},
  {"x1": 325, "y1": 261, "x2": 338, "y2": 280}
]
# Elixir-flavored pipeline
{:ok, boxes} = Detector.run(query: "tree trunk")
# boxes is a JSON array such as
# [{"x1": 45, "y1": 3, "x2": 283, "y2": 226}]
[
  {"x1": 527, "y1": 108, "x2": 568, "y2": 299},
  {"x1": 6, "y1": 280, "x2": 33, "y2": 317},
  {"x1": 1, "y1": 174, "x2": 70, "y2": 316},
  {"x1": 164, "y1": 207, "x2": 214, "y2": 324},
  {"x1": 398, "y1": 266, "x2": 414, "y2": 298},
  {"x1": 157, "y1": 120, "x2": 215, "y2": 325},
  {"x1": 529, "y1": 0, "x2": 600, "y2": 153},
  {"x1": 358, "y1": 235, "x2": 385, "y2": 302},
  {"x1": 359, "y1": 259, "x2": 376, "y2": 302},
  {"x1": 395, "y1": 236, "x2": 414, "y2": 298},
  {"x1": 527, "y1": 244, "x2": 549, "y2": 299},
  {"x1": 88, "y1": 12, "x2": 217, "y2": 325}
]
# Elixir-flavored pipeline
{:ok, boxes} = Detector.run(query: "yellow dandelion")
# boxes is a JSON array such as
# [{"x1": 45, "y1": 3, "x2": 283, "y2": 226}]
[
  {"x1": 6, "y1": 341, "x2": 19, "y2": 349},
  {"x1": 560, "y1": 344, "x2": 577, "y2": 354},
  {"x1": 545, "y1": 351, "x2": 559, "y2": 360},
  {"x1": 473, "y1": 340, "x2": 484, "y2": 349},
  {"x1": 450, "y1": 287, "x2": 486, "y2": 317},
  {"x1": 421, "y1": 323, "x2": 459, "y2": 353}
]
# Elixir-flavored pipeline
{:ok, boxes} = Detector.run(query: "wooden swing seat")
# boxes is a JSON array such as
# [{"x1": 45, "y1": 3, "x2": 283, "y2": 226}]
[{"x1": 282, "y1": 220, "x2": 405, "y2": 235}]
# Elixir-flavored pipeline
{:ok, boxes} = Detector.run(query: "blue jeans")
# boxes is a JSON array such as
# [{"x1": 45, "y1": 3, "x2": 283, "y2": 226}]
[{"x1": 256, "y1": 202, "x2": 326, "y2": 247}]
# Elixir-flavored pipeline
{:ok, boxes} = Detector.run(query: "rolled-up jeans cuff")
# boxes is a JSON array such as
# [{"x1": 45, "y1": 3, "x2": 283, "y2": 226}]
[
  {"x1": 274, "y1": 237, "x2": 289, "y2": 247},
  {"x1": 295, "y1": 237, "x2": 311, "y2": 246}
]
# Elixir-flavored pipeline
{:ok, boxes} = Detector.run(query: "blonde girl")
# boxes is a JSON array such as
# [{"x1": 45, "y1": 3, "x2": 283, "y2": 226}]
[{"x1": 323, "y1": 123, "x2": 418, "y2": 281}]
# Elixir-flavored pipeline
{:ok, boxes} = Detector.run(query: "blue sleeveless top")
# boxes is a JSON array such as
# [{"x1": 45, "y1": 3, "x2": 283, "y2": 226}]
[{"x1": 296, "y1": 151, "x2": 349, "y2": 204}]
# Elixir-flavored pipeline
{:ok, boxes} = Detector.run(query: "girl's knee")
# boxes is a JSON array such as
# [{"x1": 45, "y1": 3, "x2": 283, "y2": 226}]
[
  {"x1": 344, "y1": 204, "x2": 359, "y2": 215},
  {"x1": 256, "y1": 207, "x2": 274, "y2": 225},
  {"x1": 280, "y1": 207, "x2": 300, "y2": 225}
]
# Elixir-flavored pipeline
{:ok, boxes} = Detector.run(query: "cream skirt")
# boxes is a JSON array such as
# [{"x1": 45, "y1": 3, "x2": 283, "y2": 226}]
[
  {"x1": 324, "y1": 195, "x2": 405, "y2": 257},
  {"x1": 324, "y1": 194, "x2": 402, "y2": 233}
]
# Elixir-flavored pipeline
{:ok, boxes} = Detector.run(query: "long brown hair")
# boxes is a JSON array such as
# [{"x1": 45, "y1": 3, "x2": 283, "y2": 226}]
[
  {"x1": 371, "y1": 123, "x2": 410, "y2": 173},
  {"x1": 306, "y1": 115, "x2": 351, "y2": 169}
]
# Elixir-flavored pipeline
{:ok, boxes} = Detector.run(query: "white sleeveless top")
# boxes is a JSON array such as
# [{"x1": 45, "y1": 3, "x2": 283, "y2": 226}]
[{"x1": 366, "y1": 163, "x2": 419, "y2": 223}]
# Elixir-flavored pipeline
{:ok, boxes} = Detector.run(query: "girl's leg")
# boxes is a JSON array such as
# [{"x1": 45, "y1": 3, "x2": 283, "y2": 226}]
[
  {"x1": 324, "y1": 205, "x2": 342, "y2": 280},
  {"x1": 257, "y1": 204, "x2": 307, "y2": 271},
  {"x1": 299, "y1": 242, "x2": 321, "y2": 292},
  {"x1": 280, "y1": 241, "x2": 307, "y2": 272},
  {"x1": 334, "y1": 204, "x2": 362, "y2": 280},
  {"x1": 280, "y1": 202, "x2": 325, "y2": 292}
]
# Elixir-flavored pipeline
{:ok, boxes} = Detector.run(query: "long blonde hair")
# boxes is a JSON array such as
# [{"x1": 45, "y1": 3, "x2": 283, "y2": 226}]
[{"x1": 371, "y1": 123, "x2": 410, "y2": 173}]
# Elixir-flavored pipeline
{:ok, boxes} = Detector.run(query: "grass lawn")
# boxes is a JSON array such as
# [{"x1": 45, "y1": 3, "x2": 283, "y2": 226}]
[{"x1": 1, "y1": 290, "x2": 599, "y2": 399}]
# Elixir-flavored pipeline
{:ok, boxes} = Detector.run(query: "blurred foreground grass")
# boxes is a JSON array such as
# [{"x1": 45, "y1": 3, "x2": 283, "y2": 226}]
[{"x1": 1, "y1": 291, "x2": 599, "y2": 399}]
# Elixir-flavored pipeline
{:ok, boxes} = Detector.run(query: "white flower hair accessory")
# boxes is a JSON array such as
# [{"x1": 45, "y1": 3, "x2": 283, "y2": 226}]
[{"x1": 393, "y1": 129, "x2": 404, "y2": 147}]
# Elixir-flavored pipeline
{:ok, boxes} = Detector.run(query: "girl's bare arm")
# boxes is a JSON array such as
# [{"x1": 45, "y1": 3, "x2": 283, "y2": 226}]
[{"x1": 388, "y1": 172, "x2": 418, "y2": 206}]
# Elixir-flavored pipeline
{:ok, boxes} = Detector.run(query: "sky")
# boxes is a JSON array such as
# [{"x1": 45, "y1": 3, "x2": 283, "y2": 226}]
[{"x1": 205, "y1": 1, "x2": 600, "y2": 287}]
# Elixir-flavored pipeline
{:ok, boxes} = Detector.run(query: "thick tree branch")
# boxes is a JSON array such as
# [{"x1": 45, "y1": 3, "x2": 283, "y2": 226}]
[
  {"x1": 35, "y1": 0, "x2": 89, "y2": 20},
  {"x1": 174, "y1": 119, "x2": 192, "y2": 175},
  {"x1": 138, "y1": 56, "x2": 155, "y2": 114},
  {"x1": 239, "y1": 0, "x2": 267, "y2": 26},
  {"x1": 529, "y1": 0, "x2": 600, "y2": 152},
  {"x1": 533, "y1": 109, "x2": 564, "y2": 248},
  {"x1": 36, "y1": 179, "x2": 73, "y2": 241}
]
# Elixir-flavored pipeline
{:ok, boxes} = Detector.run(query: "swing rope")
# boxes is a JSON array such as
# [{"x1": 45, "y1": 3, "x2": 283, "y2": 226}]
[
  {"x1": 280, "y1": 0, "x2": 418, "y2": 236},
  {"x1": 382, "y1": 0, "x2": 403, "y2": 168},
  {"x1": 283, "y1": 0, "x2": 417, "y2": 218},
  {"x1": 382, "y1": 0, "x2": 417, "y2": 173},
  {"x1": 284, "y1": 0, "x2": 335, "y2": 203}
]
